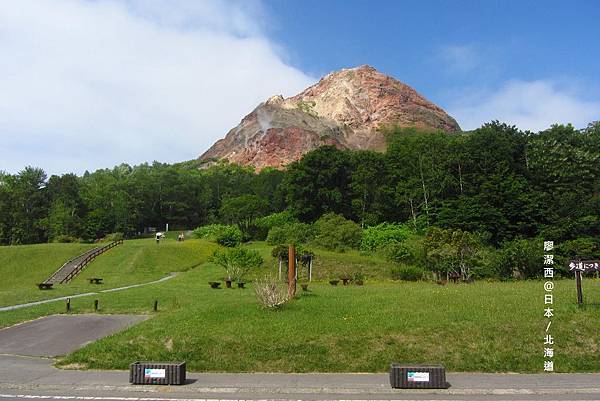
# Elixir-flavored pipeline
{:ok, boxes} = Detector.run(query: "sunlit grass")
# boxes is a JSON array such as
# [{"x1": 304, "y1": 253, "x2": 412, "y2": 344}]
[{"x1": 2, "y1": 239, "x2": 599, "y2": 373}]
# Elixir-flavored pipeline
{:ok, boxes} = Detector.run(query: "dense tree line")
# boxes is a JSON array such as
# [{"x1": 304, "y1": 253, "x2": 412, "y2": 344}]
[{"x1": 1, "y1": 121, "x2": 598, "y2": 248}]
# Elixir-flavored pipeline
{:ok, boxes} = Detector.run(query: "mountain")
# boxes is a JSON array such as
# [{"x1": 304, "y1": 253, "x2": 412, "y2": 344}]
[{"x1": 199, "y1": 65, "x2": 460, "y2": 170}]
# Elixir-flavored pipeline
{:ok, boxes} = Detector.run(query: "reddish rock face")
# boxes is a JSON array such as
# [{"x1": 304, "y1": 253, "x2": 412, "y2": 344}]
[{"x1": 199, "y1": 65, "x2": 460, "y2": 170}]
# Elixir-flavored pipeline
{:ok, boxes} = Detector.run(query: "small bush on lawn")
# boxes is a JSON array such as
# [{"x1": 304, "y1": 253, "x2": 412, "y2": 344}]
[
  {"x1": 254, "y1": 275, "x2": 289, "y2": 309},
  {"x1": 193, "y1": 224, "x2": 243, "y2": 247},
  {"x1": 361, "y1": 223, "x2": 411, "y2": 252},
  {"x1": 216, "y1": 226, "x2": 244, "y2": 247},
  {"x1": 313, "y1": 213, "x2": 362, "y2": 251},
  {"x1": 211, "y1": 247, "x2": 263, "y2": 282},
  {"x1": 193, "y1": 224, "x2": 229, "y2": 239},
  {"x1": 391, "y1": 265, "x2": 425, "y2": 281}
]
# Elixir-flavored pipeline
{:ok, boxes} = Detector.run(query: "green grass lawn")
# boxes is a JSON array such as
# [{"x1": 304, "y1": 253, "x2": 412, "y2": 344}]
[
  {"x1": 53, "y1": 268, "x2": 600, "y2": 373},
  {"x1": 2, "y1": 239, "x2": 599, "y2": 373},
  {"x1": 0, "y1": 238, "x2": 217, "y2": 307},
  {"x1": 0, "y1": 242, "x2": 95, "y2": 306}
]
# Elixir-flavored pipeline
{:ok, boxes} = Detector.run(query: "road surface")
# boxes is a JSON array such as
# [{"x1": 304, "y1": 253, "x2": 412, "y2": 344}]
[
  {"x1": 0, "y1": 314, "x2": 599, "y2": 400},
  {"x1": 0, "y1": 355, "x2": 599, "y2": 400}
]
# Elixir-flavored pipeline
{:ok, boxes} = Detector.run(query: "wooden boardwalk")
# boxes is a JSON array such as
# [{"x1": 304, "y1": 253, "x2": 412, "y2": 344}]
[{"x1": 43, "y1": 240, "x2": 123, "y2": 285}]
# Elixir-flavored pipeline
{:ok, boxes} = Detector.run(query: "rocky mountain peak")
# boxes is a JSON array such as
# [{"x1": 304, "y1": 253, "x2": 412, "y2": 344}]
[{"x1": 199, "y1": 66, "x2": 460, "y2": 170}]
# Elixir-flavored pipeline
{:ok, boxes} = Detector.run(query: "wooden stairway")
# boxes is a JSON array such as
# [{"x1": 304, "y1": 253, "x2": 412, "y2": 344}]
[{"x1": 44, "y1": 240, "x2": 123, "y2": 284}]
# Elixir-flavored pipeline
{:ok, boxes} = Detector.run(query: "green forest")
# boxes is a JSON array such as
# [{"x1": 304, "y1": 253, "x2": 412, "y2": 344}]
[{"x1": 1, "y1": 121, "x2": 599, "y2": 280}]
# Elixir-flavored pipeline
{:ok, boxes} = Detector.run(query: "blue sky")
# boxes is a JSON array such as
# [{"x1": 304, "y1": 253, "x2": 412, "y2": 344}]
[
  {"x1": 1, "y1": 0, "x2": 599, "y2": 175},
  {"x1": 266, "y1": 0, "x2": 600, "y2": 90},
  {"x1": 263, "y1": 0, "x2": 600, "y2": 129}
]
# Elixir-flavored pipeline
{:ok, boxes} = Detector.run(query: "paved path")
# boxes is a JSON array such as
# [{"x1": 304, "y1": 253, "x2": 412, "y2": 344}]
[
  {"x1": 0, "y1": 274, "x2": 176, "y2": 312},
  {"x1": 0, "y1": 315, "x2": 147, "y2": 357},
  {"x1": 0, "y1": 355, "x2": 599, "y2": 400}
]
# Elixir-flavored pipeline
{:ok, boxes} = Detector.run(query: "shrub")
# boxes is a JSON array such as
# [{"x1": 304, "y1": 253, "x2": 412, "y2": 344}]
[
  {"x1": 559, "y1": 237, "x2": 600, "y2": 263},
  {"x1": 313, "y1": 213, "x2": 362, "y2": 251},
  {"x1": 193, "y1": 224, "x2": 229, "y2": 239},
  {"x1": 424, "y1": 227, "x2": 480, "y2": 280},
  {"x1": 250, "y1": 211, "x2": 299, "y2": 241},
  {"x1": 53, "y1": 235, "x2": 81, "y2": 243},
  {"x1": 493, "y1": 238, "x2": 543, "y2": 279},
  {"x1": 256, "y1": 211, "x2": 298, "y2": 231},
  {"x1": 211, "y1": 247, "x2": 263, "y2": 282},
  {"x1": 102, "y1": 232, "x2": 124, "y2": 242},
  {"x1": 361, "y1": 223, "x2": 411, "y2": 252},
  {"x1": 216, "y1": 226, "x2": 244, "y2": 247},
  {"x1": 254, "y1": 275, "x2": 289, "y2": 309},
  {"x1": 391, "y1": 265, "x2": 425, "y2": 281},
  {"x1": 382, "y1": 241, "x2": 413, "y2": 263},
  {"x1": 266, "y1": 222, "x2": 314, "y2": 245},
  {"x1": 194, "y1": 224, "x2": 243, "y2": 247}
]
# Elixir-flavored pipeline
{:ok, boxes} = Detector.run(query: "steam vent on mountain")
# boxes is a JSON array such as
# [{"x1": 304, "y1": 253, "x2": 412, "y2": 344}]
[{"x1": 199, "y1": 65, "x2": 461, "y2": 170}]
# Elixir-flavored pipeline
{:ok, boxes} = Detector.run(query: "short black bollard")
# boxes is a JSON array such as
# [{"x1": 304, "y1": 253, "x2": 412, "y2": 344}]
[
  {"x1": 94, "y1": 299, "x2": 99, "y2": 311},
  {"x1": 153, "y1": 300, "x2": 158, "y2": 312},
  {"x1": 66, "y1": 298, "x2": 71, "y2": 312}
]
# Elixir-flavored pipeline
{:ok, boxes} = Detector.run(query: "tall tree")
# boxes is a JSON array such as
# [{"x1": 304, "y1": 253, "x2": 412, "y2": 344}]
[
  {"x1": 283, "y1": 146, "x2": 353, "y2": 221},
  {"x1": 10, "y1": 167, "x2": 48, "y2": 244}
]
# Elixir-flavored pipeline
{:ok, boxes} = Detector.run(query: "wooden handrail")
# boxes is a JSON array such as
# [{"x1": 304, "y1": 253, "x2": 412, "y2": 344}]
[{"x1": 60, "y1": 239, "x2": 123, "y2": 283}]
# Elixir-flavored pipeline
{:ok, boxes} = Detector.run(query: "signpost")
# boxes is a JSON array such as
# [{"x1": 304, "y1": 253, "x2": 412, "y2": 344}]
[{"x1": 569, "y1": 259, "x2": 600, "y2": 305}]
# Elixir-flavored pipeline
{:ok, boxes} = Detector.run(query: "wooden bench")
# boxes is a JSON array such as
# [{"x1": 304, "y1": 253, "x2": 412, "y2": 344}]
[
  {"x1": 89, "y1": 278, "x2": 103, "y2": 284},
  {"x1": 37, "y1": 283, "x2": 53, "y2": 290}
]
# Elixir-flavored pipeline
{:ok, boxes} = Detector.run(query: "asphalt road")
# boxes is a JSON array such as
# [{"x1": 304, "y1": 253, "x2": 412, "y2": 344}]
[
  {"x1": 0, "y1": 355, "x2": 599, "y2": 401},
  {"x1": 0, "y1": 314, "x2": 147, "y2": 356}
]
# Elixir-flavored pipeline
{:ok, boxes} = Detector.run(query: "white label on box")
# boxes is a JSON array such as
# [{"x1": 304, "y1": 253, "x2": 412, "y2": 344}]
[
  {"x1": 144, "y1": 368, "x2": 166, "y2": 378},
  {"x1": 407, "y1": 371, "x2": 429, "y2": 382}
]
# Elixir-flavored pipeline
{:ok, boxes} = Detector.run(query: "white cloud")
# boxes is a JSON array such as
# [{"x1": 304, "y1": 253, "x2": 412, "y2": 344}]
[
  {"x1": 449, "y1": 80, "x2": 600, "y2": 131},
  {"x1": 439, "y1": 44, "x2": 480, "y2": 74},
  {"x1": 0, "y1": 0, "x2": 315, "y2": 175}
]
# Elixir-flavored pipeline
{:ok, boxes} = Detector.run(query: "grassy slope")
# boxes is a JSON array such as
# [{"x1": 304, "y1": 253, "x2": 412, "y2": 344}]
[
  {"x1": 0, "y1": 238, "x2": 217, "y2": 307},
  {"x1": 0, "y1": 243, "x2": 95, "y2": 306},
  {"x1": 73, "y1": 238, "x2": 215, "y2": 288},
  {"x1": 2, "y1": 239, "x2": 599, "y2": 373}
]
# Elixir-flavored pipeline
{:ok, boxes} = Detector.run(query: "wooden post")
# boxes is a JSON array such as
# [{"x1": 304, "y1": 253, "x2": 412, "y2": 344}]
[
  {"x1": 94, "y1": 299, "x2": 99, "y2": 311},
  {"x1": 309, "y1": 257, "x2": 313, "y2": 282},
  {"x1": 288, "y1": 245, "x2": 296, "y2": 298},
  {"x1": 576, "y1": 270, "x2": 583, "y2": 305},
  {"x1": 66, "y1": 298, "x2": 71, "y2": 312},
  {"x1": 153, "y1": 300, "x2": 158, "y2": 312}
]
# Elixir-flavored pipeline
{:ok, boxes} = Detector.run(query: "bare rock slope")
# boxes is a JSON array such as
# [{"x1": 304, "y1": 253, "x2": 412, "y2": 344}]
[{"x1": 199, "y1": 65, "x2": 460, "y2": 170}]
